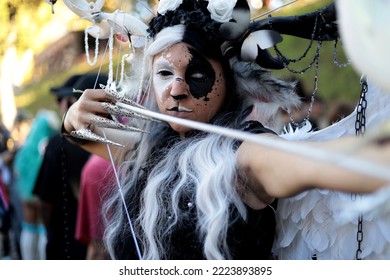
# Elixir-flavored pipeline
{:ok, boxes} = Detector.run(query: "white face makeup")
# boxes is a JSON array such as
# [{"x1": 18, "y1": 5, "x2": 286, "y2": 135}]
[{"x1": 152, "y1": 43, "x2": 227, "y2": 137}]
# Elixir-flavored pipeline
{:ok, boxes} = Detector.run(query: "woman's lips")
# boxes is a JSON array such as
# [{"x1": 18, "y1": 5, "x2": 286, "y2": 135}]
[
  {"x1": 167, "y1": 105, "x2": 193, "y2": 118},
  {"x1": 167, "y1": 105, "x2": 193, "y2": 112}
]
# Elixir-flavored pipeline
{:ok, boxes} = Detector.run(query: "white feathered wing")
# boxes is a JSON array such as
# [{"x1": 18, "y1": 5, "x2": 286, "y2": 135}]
[{"x1": 273, "y1": 81, "x2": 390, "y2": 259}]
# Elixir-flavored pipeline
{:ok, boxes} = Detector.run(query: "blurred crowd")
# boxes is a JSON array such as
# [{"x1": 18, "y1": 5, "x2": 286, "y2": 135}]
[{"x1": 0, "y1": 73, "x2": 112, "y2": 260}]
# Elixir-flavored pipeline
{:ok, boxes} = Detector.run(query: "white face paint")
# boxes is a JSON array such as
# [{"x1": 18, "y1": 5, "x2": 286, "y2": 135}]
[
  {"x1": 152, "y1": 58, "x2": 195, "y2": 113},
  {"x1": 152, "y1": 43, "x2": 227, "y2": 137},
  {"x1": 153, "y1": 57, "x2": 179, "y2": 103}
]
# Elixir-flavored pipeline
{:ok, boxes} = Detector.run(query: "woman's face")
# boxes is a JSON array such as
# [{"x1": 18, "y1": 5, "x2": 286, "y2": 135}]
[{"x1": 152, "y1": 42, "x2": 227, "y2": 136}]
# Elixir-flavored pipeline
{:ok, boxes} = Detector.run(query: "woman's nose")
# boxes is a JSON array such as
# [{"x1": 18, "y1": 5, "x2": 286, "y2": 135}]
[{"x1": 169, "y1": 77, "x2": 189, "y2": 101}]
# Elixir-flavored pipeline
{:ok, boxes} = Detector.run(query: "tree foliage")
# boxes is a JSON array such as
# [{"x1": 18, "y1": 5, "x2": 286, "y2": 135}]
[
  {"x1": 1, "y1": 0, "x2": 51, "y2": 56},
  {"x1": 0, "y1": 0, "x2": 157, "y2": 57}
]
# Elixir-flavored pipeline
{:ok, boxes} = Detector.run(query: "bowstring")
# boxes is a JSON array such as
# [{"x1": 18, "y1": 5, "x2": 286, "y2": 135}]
[
  {"x1": 251, "y1": 0, "x2": 299, "y2": 21},
  {"x1": 101, "y1": 129, "x2": 144, "y2": 260}
]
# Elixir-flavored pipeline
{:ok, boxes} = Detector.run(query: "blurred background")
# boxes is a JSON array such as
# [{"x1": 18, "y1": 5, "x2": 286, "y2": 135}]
[{"x1": 0, "y1": 0, "x2": 358, "y2": 145}]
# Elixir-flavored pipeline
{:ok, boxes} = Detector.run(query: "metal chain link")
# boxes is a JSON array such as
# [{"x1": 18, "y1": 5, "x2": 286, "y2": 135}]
[
  {"x1": 354, "y1": 75, "x2": 368, "y2": 260},
  {"x1": 272, "y1": 12, "x2": 322, "y2": 74},
  {"x1": 355, "y1": 76, "x2": 368, "y2": 137},
  {"x1": 270, "y1": 11, "x2": 323, "y2": 128},
  {"x1": 61, "y1": 136, "x2": 71, "y2": 259},
  {"x1": 333, "y1": 38, "x2": 352, "y2": 68}
]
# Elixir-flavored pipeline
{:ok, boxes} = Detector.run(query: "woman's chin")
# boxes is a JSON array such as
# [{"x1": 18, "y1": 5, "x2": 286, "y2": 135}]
[{"x1": 169, "y1": 124, "x2": 192, "y2": 137}]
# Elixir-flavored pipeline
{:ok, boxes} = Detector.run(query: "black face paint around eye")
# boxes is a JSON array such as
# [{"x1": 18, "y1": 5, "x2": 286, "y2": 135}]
[{"x1": 186, "y1": 48, "x2": 216, "y2": 100}]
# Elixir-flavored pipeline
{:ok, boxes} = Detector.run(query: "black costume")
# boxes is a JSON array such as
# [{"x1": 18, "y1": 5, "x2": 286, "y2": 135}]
[{"x1": 33, "y1": 134, "x2": 90, "y2": 259}]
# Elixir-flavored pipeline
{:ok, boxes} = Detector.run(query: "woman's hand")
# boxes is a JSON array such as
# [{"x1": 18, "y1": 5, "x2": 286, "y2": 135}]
[
  {"x1": 63, "y1": 89, "x2": 114, "y2": 134},
  {"x1": 62, "y1": 88, "x2": 134, "y2": 159}
]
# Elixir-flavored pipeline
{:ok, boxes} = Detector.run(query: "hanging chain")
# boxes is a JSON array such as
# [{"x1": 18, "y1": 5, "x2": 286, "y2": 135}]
[
  {"x1": 84, "y1": 27, "x2": 100, "y2": 66},
  {"x1": 270, "y1": 11, "x2": 323, "y2": 128},
  {"x1": 335, "y1": 27, "x2": 363, "y2": 260},
  {"x1": 355, "y1": 76, "x2": 368, "y2": 136},
  {"x1": 272, "y1": 12, "x2": 322, "y2": 74},
  {"x1": 288, "y1": 50, "x2": 321, "y2": 128},
  {"x1": 333, "y1": 39, "x2": 352, "y2": 68},
  {"x1": 355, "y1": 215, "x2": 364, "y2": 260},
  {"x1": 60, "y1": 136, "x2": 71, "y2": 259},
  {"x1": 353, "y1": 75, "x2": 368, "y2": 260}
]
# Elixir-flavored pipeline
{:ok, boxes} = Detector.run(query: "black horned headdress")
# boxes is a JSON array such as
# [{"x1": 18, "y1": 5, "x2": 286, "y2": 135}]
[
  {"x1": 147, "y1": 0, "x2": 338, "y2": 70},
  {"x1": 58, "y1": 0, "x2": 338, "y2": 71}
]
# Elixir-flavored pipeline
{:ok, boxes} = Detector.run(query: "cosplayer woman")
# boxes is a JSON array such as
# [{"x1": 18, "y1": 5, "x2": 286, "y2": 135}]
[{"x1": 62, "y1": 0, "x2": 390, "y2": 259}]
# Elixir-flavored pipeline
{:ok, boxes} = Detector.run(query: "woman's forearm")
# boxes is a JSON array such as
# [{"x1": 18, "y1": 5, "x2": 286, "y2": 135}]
[{"x1": 236, "y1": 134, "x2": 390, "y2": 199}]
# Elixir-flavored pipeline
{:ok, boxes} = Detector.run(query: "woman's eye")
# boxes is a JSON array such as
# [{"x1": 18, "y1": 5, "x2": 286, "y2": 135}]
[
  {"x1": 156, "y1": 70, "x2": 173, "y2": 77},
  {"x1": 190, "y1": 72, "x2": 208, "y2": 81}
]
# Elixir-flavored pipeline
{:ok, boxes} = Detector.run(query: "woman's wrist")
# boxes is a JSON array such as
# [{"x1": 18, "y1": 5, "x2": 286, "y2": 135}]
[
  {"x1": 61, "y1": 111, "x2": 70, "y2": 135},
  {"x1": 60, "y1": 110, "x2": 88, "y2": 145},
  {"x1": 60, "y1": 111, "x2": 72, "y2": 136}
]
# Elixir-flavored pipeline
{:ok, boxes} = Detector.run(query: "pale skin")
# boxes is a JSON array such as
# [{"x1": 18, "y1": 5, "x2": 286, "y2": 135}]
[{"x1": 63, "y1": 42, "x2": 390, "y2": 208}]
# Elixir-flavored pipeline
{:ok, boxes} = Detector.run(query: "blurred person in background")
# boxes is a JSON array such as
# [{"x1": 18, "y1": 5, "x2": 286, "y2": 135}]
[
  {"x1": 0, "y1": 121, "x2": 17, "y2": 259},
  {"x1": 75, "y1": 154, "x2": 114, "y2": 260},
  {"x1": 13, "y1": 109, "x2": 60, "y2": 259},
  {"x1": 0, "y1": 112, "x2": 33, "y2": 260},
  {"x1": 33, "y1": 73, "x2": 107, "y2": 259},
  {"x1": 327, "y1": 100, "x2": 355, "y2": 125}
]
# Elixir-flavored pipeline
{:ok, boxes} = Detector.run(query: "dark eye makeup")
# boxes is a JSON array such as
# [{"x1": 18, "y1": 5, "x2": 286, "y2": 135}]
[{"x1": 186, "y1": 48, "x2": 216, "y2": 99}]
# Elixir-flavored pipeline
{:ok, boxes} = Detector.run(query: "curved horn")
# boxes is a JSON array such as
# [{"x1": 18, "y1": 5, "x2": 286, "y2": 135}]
[{"x1": 249, "y1": 3, "x2": 338, "y2": 41}]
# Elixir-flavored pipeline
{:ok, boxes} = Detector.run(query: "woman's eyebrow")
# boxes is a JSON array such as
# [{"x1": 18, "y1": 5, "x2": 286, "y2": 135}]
[{"x1": 154, "y1": 58, "x2": 173, "y2": 69}]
